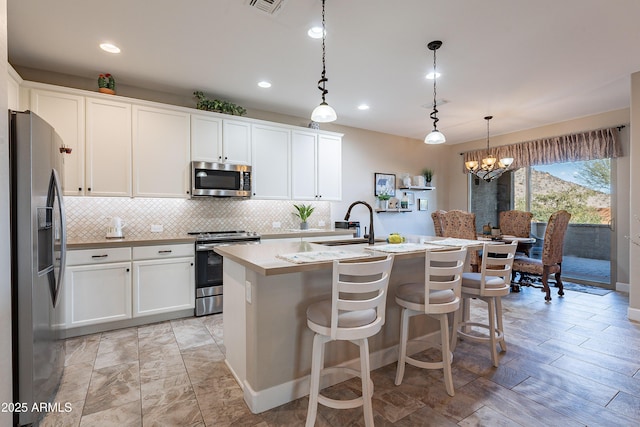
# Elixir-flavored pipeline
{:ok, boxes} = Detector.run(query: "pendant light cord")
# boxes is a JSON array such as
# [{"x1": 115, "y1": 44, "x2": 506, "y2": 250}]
[
  {"x1": 429, "y1": 42, "x2": 440, "y2": 131},
  {"x1": 317, "y1": 0, "x2": 328, "y2": 103}
]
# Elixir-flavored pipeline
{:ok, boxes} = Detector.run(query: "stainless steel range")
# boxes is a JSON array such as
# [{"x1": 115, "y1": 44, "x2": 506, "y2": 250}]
[{"x1": 190, "y1": 230, "x2": 261, "y2": 316}]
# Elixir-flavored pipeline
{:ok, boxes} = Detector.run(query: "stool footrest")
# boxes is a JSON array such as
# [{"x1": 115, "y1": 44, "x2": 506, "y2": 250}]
[
  {"x1": 457, "y1": 321, "x2": 504, "y2": 343},
  {"x1": 405, "y1": 351, "x2": 453, "y2": 370},
  {"x1": 317, "y1": 366, "x2": 373, "y2": 410}
]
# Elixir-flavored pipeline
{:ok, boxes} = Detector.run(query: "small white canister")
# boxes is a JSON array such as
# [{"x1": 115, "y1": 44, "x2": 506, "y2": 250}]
[{"x1": 413, "y1": 175, "x2": 426, "y2": 187}]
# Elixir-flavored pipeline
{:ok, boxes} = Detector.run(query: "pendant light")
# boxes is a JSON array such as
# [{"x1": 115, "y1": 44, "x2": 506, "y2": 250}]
[
  {"x1": 310, "y1": 0, "x2": 337, "y2": 123},
  {"x1": 465, "y1": 116, "x2": 514, "y2": 182},
  {"x1": 425, "y1": 40, "x2": 445, "y2": 144}
]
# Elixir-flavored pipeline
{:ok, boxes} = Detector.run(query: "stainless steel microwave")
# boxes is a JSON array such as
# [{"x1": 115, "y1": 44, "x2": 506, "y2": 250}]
[{"x1": 191, "y1": 161, "x2": 251, "y2": 197}]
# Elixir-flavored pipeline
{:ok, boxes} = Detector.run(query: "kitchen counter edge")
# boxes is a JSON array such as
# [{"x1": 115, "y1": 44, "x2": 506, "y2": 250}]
[{"x1": 67, "y1": 236, "x2": 196, "y2": 250}]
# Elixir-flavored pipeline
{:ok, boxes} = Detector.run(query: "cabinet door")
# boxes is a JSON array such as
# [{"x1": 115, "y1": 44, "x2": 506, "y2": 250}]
[
  {"x1": 222, "y1": 119, "x2": 251, "y2": 164},
  {"x1": 191, "y1": 114, "x2": 222, "y2": 163},
  {"x1": 133, "y1": 105, "x2": 191, "y2": 198},
  {"x1": 64, "y1": 262, "x2": 132, "y2": 327},
  {"x1": 86, "y1": 97, "x2": 132, "y2": 196},
  {"x1": 317, "y1": 134, "x2": 342, "y2": 201},
  {"x1": 132, "y1": 257, "x2": 195, "y2": 317},
  {"x1": 251, "y1": 124, "x2": 290, "y2": 199},
  {"x1": 30, "y1": 89, "x2": 85, "y2": 196},
  {"x1": 291, "y1": 131, "x2": 318, "y2": 200}
]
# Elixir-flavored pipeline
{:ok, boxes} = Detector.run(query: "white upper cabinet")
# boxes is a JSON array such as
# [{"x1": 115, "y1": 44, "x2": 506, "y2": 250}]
[
  {"x1": 132, "y1": 105, "x2": 191, "y2": 198},
  {"x1": 291, "y1": 131, "x2": 342, "y2": 201},
  {"x1": 251, "y1": 124, "x2": 290, "y2": 199},
  {"x1": 191, "y1": 115, "x2": 252, "y2": 165},
  {"x1": 30, "y1": 89, "x2": 85, "y2": 196},
  {"x1": 222, "y1": 119, "x2": 252, "y2": 165},
  {"x1": 317, "y1": 134, "x2": 342, "y2": 201},
  {"x1": 85, "y1": 97, "x2": 132, "y2": 197},
  {"x1": 190, "y1": 114, "x2": 223, "y2": 163}
]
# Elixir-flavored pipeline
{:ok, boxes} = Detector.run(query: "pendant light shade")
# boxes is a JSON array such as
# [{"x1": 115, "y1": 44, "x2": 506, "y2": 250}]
[
  {"x1": 311, "y1": 0, "x2": 336, "y2": 123},
  {"x1": 425, "y1": 130, "x2": 446, "y2": 144},
  {"x1": 425, "y1": 40, "x2": 445, "y2": 144},
  {"x1": 311, "y1": 102, "x2": 337, "y2": 123}
]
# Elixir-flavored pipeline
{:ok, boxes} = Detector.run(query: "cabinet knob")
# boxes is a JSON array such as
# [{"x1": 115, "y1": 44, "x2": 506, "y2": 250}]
[
  {"x1": 224, "y1": 156, "x2": 228, "y2": 160},
  {"x1": 190, "y1": 263, "x2": 194, "y2": 266},
  {"x1": 78, "y1": 187, "x2": 82, "y2": 191},
  {"x1": 126, "y1": 268, "x2": 130, "y2": 272},
  {"x1": 186, "y1": 190, "x2": 190, "y2": 194},
  {"x1": 88, "y1": 188, "x2": 91, "y2": 192}
]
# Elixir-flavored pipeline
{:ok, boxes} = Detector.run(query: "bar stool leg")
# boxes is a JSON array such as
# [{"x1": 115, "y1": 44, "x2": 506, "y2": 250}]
[
  {"x1": 395, "y1": 307, "x2": 410, "y2": 385},
  {"x1": 495, "y1": 296, "x2": 507, "y2": 352},
  {"x1": 451, "y1": 304, "x2": 462, "y2": 351},
  {"x1": 306, "y1": 333, "x2": 325, "y2": 427},
  {"x1": 487, "y1": 298, "x2": 499, "y2": 367},
  {"x1": 439, "y1": 313, "x2": 454, "y2": 396},
  {"x1": 359, "y1": 338, "x2": 374, "y2": 427}
]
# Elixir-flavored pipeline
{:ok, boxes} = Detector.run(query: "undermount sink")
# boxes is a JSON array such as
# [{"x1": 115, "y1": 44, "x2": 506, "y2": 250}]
[{"x1": 314, "y1": 238, "x2": 385, "y2": 246}]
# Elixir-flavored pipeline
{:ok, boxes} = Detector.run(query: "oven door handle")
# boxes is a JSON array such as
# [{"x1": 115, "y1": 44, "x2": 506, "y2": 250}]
[{"x1": 197, "y1": 243, "x2": 226, "y2": 251}]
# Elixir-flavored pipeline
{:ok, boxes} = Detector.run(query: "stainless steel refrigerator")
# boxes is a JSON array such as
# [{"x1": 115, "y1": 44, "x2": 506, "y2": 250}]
[{"x1": 10, "y1": 110, "x2": 67, "y2": 427}]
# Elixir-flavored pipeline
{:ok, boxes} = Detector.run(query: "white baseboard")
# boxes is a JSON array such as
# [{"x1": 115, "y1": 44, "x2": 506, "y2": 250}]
[
  {"x1": 616, "y1": 282, "x2": 630, "y2": 293},
  {"x1": 628, "y1": 306, "x2": 640, "y2": 323},
  {"x1": 242, "y1": 331, "x2": 439, "y2": 414}
]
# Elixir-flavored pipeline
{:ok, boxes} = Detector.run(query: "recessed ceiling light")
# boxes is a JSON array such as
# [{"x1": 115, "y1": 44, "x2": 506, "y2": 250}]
[
  {"x1": 357, "y1": 104, "x2": 370, "y2": 110},
  {"x1": 99, "y1": 43, "x2": 121, "y2": 54},
  {"x1": 307, "y1": 26, "x2": 324, "y2": 39},
  {"x1": 258, "y1": 81, "x2": 272, "y2": 88},
  {"x1": 426, "y1": 72, "x2": 441, "y2": 80}
]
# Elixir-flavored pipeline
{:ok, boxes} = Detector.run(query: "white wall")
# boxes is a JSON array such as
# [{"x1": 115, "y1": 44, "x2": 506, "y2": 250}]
[{"x1": 1, "y1": 2, "x2": 12, "y2": 426}]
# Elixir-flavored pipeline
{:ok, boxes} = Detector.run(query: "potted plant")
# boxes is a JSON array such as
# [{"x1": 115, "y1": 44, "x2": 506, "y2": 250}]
[
  {"x1": 98, "y1": 73, "x2": 116, "y2": 95},
  {"x1": 422, "y1": 168, "x2": 434, "y2": 186},
  {"x1": 377, "y1": 190, "x2": 391, "y2": 210},
  {"x1": 293, "y1": 204, "x2": 315, "y2": 229}
]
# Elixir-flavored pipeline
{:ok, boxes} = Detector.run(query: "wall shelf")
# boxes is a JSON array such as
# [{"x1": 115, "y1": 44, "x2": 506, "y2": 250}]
[
  {"x1": 398, "y1": 186, "x2": 435, "y2": 190},
  {"x1": 375, "y1": 208, "x2": 412, "y2": 213}
]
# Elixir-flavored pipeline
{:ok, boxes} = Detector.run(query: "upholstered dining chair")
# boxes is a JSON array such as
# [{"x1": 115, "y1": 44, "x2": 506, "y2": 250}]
[
  {"x1": 305, "y1": 255, "x2": 394, "y2": 427},
  {"x1": 499, "y1": 210, "x2": 534, "y2": 256},
  {"x1": 499, "y1": 210, "x2": 533, "y2": 238},
  {"x1": 395, "y1": 247, "x2": 467, "y2": 396},
  {"x1": 440, "y1": 210, "x2": 479, "y2": 271},
  {"x1": 431, "y1": 210, "x2": 446, "y2": 237},
  {"x1": 511, "y1": 210, "x2": 572, "y2": 302}
]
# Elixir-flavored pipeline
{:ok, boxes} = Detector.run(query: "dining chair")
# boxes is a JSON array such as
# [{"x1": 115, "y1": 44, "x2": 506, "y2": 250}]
[
  {"x1": 441, "y1": 210, "x2": 479, "y2": 271},
  {"x1": 305, "y1": 255, "x2": 394, "y2": 427},
  {"x1": 499, "y1": 210, "x2": 534, "y2": 256},
  {"x1": 431, "y1": 210, "x2": 446, "y2": 237},
  {"x1": 452, "y1": 241, "x2": 517, "y2": 367},
  {"x1": 394, "y1": 247, "x2": 467, "y2": 396},
  {"x1": 511, "y1": 210, "x2": 572, "y2": 301}
]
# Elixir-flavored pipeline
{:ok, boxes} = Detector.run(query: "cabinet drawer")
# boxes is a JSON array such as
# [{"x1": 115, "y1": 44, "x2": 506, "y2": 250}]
[
  {"x1": 132, "y1": 243, "x2": 194, "y2": 260},
  {"x1": 66, "y1": 247, "x2": 132, "y2": 266}
]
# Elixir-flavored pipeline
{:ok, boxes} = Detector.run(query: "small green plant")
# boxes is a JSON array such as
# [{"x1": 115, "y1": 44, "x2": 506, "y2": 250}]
[
  {"x1": 422, "y1": 168, "x2": 434, "y2": 183},
  {"x1": 293, "y1": 204, "x2": 315, "y2": 222},
  {"x1": 193, "y1": 91, "x2": 247, "y2": 116},
  {"x1": 377, "y1": 189, "x2": 391, "y2": 201},
  {"x1": 98, "y1": 73, "x2": 116, "y2": 91}
]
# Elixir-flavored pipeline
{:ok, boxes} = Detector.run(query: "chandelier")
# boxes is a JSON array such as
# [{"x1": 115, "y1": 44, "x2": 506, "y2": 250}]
[
  {"x1": 310, "y1": 0, "x2": 337, "y2": 123},
  {"x1": 465, "y1": 116, "x2": 514, "y2": 182},
  {"x1": 424, "y1": 40, "x2": 445, "y2": 144}
]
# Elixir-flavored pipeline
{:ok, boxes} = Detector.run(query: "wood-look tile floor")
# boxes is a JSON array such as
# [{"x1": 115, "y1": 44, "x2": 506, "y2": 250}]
[{"x1": 41, "y1": 286, "x2": 640, "y2": 426}]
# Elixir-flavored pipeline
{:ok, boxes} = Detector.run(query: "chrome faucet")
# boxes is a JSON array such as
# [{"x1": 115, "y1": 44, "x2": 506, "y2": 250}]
[{"x1": 344, "y1": 201, "x2": 375, "y2": 245}]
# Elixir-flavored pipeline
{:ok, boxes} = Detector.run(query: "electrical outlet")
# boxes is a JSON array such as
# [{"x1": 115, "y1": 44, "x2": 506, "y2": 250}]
[
  {"x1": 245, "y1": 280, "x2": 252, "y2": 303},
  {"x1": 272, "y1": 221, "x2": 281, "y2": 228},
  {"x1": 150, "y1": 224, "x2": 163, "y2": 232},
  {"x1": 318, "y1": 220, "x2": 325, "y2": 227}
]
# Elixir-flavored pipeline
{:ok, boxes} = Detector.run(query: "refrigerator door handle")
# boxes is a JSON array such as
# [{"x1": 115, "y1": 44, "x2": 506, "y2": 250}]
[{"x1": 49, "y1": 168, "x2": 66, "y2": 307}]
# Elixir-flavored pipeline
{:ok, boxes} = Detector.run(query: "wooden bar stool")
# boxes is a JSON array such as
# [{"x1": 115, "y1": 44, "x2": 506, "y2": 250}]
[
  {"x1": 305, "y1": 255, "x2": 394, "y2": 427},
  {"x1": 452, "y1": 242, "x2": 516, "y2": 367},
  {"x1": 394, "y1": 248, "x2": 467, "y2": 396}
]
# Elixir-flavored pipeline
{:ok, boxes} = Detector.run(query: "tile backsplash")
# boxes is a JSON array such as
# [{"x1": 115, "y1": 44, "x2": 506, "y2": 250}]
[{"x1": 65, "y1": 197, "x2": 332, "y2": 241}]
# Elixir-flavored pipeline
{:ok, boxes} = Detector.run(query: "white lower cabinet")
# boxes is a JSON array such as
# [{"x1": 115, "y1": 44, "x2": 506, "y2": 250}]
[
  {"x1": 132, "y1": 244, "x2": 195, "y2": 317},
  {"x1": 64, "y1": 259, "x2": 132, "y2": 328},
  {"x1": 62, "y1": 244, "x2": 194, "y2": 330}
]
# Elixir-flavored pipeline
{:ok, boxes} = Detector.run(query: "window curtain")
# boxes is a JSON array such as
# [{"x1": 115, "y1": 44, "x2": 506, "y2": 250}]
[{"x1": 462, "y1": 127, "x2": 622, "y2": 172}]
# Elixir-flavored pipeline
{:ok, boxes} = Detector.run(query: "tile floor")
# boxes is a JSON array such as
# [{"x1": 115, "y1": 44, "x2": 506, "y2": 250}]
[{"x1": 41, "y1": 285, "x2": 640, "y2": 426}]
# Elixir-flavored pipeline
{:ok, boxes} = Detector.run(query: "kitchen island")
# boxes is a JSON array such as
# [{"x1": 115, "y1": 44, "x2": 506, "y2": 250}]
[{"x1": 215, "y1": 237, "x2": 482, "y2": 413}]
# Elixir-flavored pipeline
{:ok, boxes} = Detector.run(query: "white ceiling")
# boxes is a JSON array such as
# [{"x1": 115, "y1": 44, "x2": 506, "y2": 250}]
[{"x1": 8, "y1": 0, "x2": 640, "y2": 144}]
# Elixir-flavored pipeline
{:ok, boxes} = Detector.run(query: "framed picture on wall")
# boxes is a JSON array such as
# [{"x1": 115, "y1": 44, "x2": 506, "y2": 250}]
[
  {"x1": 374, "y1": 173, "x2": 396, "y2": 197},
  {"x1": 418, "y1": 199, "x2": 428, "y2": 211}
]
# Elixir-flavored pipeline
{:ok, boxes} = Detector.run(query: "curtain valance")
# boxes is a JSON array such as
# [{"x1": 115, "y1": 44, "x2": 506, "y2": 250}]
[{"x1": 462, "y1": 127, "x2": 622, "y2": 172}]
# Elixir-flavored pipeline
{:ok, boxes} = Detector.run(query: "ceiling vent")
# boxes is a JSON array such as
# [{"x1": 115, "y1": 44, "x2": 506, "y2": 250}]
[{"x1": 247, "y1": 0, "x2": 285, "y2": 15}]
